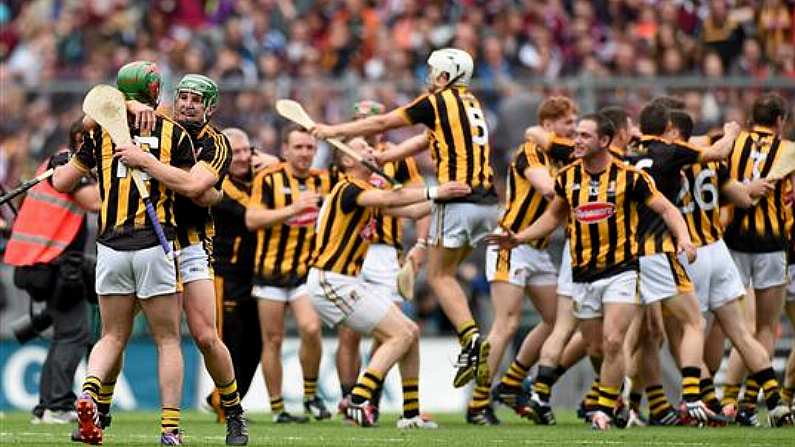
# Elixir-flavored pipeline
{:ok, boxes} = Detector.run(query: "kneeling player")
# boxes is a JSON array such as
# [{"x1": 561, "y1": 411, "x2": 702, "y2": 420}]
[{"x1": 307, "y1": 138, "x2": 470, "y2": 427}]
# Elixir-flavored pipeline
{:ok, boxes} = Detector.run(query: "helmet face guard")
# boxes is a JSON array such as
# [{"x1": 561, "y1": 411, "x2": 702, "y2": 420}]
[{"x1": 116, "y1": 61, "x2": 161, "y2": 107}]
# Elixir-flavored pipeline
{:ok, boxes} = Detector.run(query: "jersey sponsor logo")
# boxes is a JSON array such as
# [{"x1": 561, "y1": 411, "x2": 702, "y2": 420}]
[
  {"x1": 287, "y1": 209, "x2": 319, "y2": 227},
  {"x1": 574, "y1": 202, "x2": 615, "y2": 223}
]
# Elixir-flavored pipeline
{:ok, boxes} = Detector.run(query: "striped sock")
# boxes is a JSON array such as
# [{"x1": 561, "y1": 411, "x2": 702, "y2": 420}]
[
  {"x1": 468, "y1": 385, "x2": 490, "y2": 411},
  {"x1": 81, "y1": 376, "x2": 101, "y2": 402},
  {"x1": 351, "y1": 368, "x2": 384, "y2": 405},
  {"x1": 161, "y1": 407, "x2": 180, "y2": 433},
  {"x1": 751, "y1": 368, "x2": 781, "y2": 411},
  {"x1": 646, "y1": 384, "x2": 673, "y2": 418},
  {"x1": 681, "y1": 366, "x2": 701, "y2": 403},
  {"x1": 782, "y1": 386, "x2": 795, "y2": 405},
  {"x1": 304, "y1": 377, "x2": 318, "y2": 400},
  {"x1": 629, "y1": 391, "x2": 642, "y2": 412},
  {"x1": 532, "y1": 365, "x2": 557, "y2": 404},
  {"x1": 500, "y1": 360, "x2": 529, "y2": 389},
  {"x1": 456, "y1": 320, "x2": 479, "y2": 346},
  {"x1": 585, "y1": 378, "x2": 600, "y2": 409},
  {"x1": 597, "y1": 385, "x2": 620, "y2": 415},
  {"x1": 217, "y1": 379, "x2": 242, "y2": 414},
  {"x1": 270, "y1": 396, "x2": 285, "y2": 414},
  {"x1": 402, "y1": 378, "x2": 420, "y2": 418},
  {"x1": 700, "y1": 377, "x2": 719, "y2": 409},
  {"x1": 97, "y1": 380, "x2": 115, "y2": 415},
  {"x1": 741, "y1": 378, "x2": 760, "y2": 409},
  {"x1": 721, "y1": 383, "x2": 741, "y2": 408}
]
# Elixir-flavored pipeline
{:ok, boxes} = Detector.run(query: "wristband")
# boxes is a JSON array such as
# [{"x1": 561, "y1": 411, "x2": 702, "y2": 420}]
[{"x1": 426, "y1": 186, "x2": 439, "y2": 200}]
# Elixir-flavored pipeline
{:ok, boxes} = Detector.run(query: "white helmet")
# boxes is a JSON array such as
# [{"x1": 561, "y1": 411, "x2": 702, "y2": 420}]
[{"x1": 427, "y1": 48, "x2": 473, "y2": 87}]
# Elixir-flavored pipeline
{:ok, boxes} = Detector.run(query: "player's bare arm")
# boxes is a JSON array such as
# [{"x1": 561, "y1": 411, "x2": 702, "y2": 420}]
[
  {"x1": 381, "y1": 201, "x2": 432, "y2": 219},
  {"x1": 524, "y1": 126, "x2": 551, "y2": 149},
  {"x1": 356, "y1": 182, "x2": 471, "y2": 208},
  {"x1": 721, "y1": 178, "x2": 775, "y2": 208},
  {"x1": 697, "y1": 122, "x2": 741, "y2": 162},
  {"x1": 114, "y1": 142, "x2": 217, "y2": 200},
  {"x1": 244, "y1": 191, "x2": 320, "y2": 230},
  {"x1": 312, "y1": 109, "x2": 407, "y2": 140},
  {"x1": 646, "y1": 193, "x2": 696, "y2": 262},
  {"x1": 52, "y1": 163, "x2": 85, "y2": 193},
  {"x1": 524, "y1": 166, "x2": 555, "y2": 200},
  {"x1": 485, "y1": 195, "x2": 567, "y2": 249},
  {"x1": 376, "y1": 134, "x2": 429, "y2": 164}
]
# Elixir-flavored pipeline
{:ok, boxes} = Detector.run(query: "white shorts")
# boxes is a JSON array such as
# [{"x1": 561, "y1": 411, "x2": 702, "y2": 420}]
[
  {"x1": 639, "y1": 252, "x2": 694, "y2": 304},
  {"x1": 787, "y1": 267, "x2": 795, "y2": 302},
  {"x1": 361, "y1": 244, "x2": 403, "y2": 302},
  {"x1": 95, "y1": 243, "x2": 178, "y2": 299},
  {"x1": 730, "y1": 250, "x2": 788, "y2": 290},
  {"x1": 683, "y1": 240, "x2": 745, "y2": 312},
  {"x1": 252, "y1": 283, "x2": 308, "y2": 302},
  {"x1": 178, "y1": 243, "x2": 213, "y2": 284},
  {"x1": 572, "y1": 271, "x2": 639, "y2": 319},
  {"x1": 557, "y1": 240, "x2": 574, "y2": 297},
  {"x1": 485, "y1": 242, "x2": 557, "y2": 287},
  {"x1": 429, "y1": 202, "x2": 498, "y2": 248},
  {"x1": 307, "y1": 268, "x2": 392, "y2": 334}
]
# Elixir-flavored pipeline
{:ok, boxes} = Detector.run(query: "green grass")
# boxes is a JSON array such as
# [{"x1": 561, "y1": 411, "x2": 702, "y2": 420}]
[{"x1": 0, "y1": 410, "x2": 792, "y2": 446}]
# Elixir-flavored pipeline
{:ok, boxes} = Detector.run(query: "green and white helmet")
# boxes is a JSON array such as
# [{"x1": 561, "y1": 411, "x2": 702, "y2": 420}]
[
  {"x1": 175, "y1": 74, "x2": 219, "y2": 109},
  {"x1": 116, "y1": 61, "x2": 161, "y2": 106}
]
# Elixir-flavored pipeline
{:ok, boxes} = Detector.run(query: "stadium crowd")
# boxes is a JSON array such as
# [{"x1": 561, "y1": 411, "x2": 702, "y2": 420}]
[{"x1": 3, "y1": 0, "x2": 795, "y2": 183}]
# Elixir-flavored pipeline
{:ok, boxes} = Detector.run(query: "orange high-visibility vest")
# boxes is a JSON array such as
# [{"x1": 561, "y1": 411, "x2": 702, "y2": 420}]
[{"x1": 3, "y1": 160, "x2": 86, "y2": 266}]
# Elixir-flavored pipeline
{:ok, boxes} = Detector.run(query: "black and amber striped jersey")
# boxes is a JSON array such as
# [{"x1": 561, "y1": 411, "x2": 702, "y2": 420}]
[
  {"x1": 725, "y1": 127, "x2": 794, "y2": 253},
  {"x1": 212, "y1": 171, "x2": 256, "y2": 281},
  {"x1": 369, "y1": 156, "x2": 423, "y2": 250},
  {"x1": 251, "y1": 163, "x2": 333, "y2": 287},
  {"x1": 500, "y1": 142, "x2": 559, "y2": 249},
  {"x1": 310, "y1": 177, "x2": 377, "y2": 276},
  {"x1": 174, "y1": 123, "x2": 232, "y2": 249},
  {"x1": 625, "y1": 136, "x2": 701, "y2": 255},
  {"x1": 554, "y1": 158, "x2": 660, "y2": 282},
  {"x1": 677, "y1": 161, "x2": 731, "y2": 247},
  {"x1": 398, "y1": 86, "x2": 496, "y2": 204},
  {"x1": 71, "y1": 116, "x2": 194, "y2": 251}
]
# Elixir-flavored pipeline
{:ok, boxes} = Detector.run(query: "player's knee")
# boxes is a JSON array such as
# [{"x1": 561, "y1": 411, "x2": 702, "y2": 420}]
[
  {"x1": 194, "y1": 329, "x2": 220, "y2": 353},
  {"x1": 398, "y1": 320, "x2": 420, "y2": 345},
  {"x1": 602, "y1": 331, "x2": 624, "y2": 357},
  {"x1": 263, "y1": 330, "x2": 284, "y2": 347},
  {"x1": 298, "y1": 320, "x2": 321, "y2": 340},
  {"x1": 493, "y1": 314, "x2": 520, "y2": 339}
]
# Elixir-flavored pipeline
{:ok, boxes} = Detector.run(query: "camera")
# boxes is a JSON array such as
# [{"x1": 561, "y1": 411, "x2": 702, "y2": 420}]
[{"x1": 12, "y1": 305, "x2": 52, "y2": 344}]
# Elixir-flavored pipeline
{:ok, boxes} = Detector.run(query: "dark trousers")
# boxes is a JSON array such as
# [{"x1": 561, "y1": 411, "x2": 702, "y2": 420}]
[
  {"x1": 30, "y1": 289, "x2": 90, "y2": 414},
  {"x1": 215, "y1": 274, "x2": 261, "y2": 399}
]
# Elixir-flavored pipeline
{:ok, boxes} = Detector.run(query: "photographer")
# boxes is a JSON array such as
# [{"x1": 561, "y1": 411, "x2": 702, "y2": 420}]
[{"x1": 3, "y1": 120, "x2": 99, "y2": 424}]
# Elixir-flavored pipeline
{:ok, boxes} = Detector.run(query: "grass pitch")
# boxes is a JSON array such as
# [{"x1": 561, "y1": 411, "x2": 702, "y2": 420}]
[{"x1": 0, "y1": 410, "x2": 792, "y2": 446}]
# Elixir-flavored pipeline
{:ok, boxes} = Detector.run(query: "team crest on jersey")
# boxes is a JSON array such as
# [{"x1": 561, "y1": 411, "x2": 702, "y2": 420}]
[
  {"x1": 574, "y1": 202, "x2": 615, "y2": 223},
  {"x1": 359, "y1": 217, "x2": 377, "y2": 240},
  {"x1": 287, "y1": 209, "x2": 319, "y2": 227},
  {"x1": 369, "y1": 174, "x2": 388, "y2": 189}
]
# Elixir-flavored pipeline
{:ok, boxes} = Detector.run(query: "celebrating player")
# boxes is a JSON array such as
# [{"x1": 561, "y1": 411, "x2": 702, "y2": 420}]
[
  {"x1": 307, "y1": 137, "x2": 469, "y2": 427},
  {"x1": 245, "y1": 126, "x2": 332, "y2": 423},
  {"x1": 312, "y1": 48, "x2": 499, "y2": 391}
]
